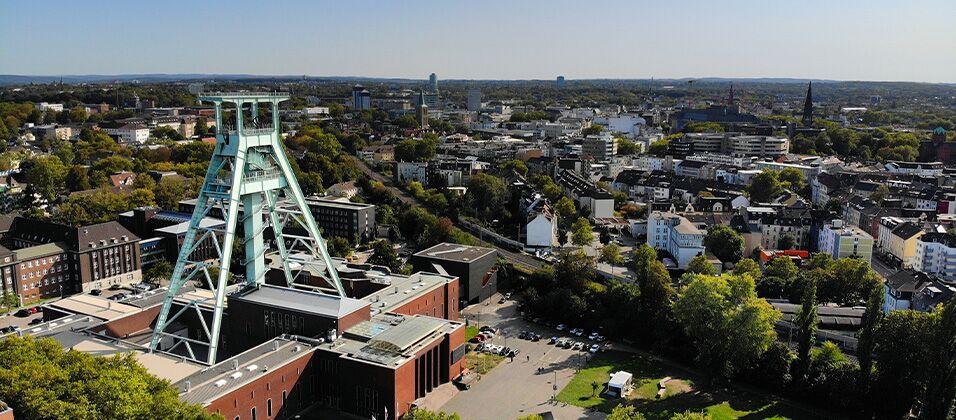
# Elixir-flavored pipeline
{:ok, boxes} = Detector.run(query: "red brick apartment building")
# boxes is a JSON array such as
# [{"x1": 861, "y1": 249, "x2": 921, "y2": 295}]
[{"x1": 0, "y1": 216, "x2": 141, "y2": 305}]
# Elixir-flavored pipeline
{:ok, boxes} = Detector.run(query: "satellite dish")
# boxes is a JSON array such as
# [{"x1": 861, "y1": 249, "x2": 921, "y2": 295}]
[{"x1": 188, "y1": 83, "x2": 204, "y2": 95}]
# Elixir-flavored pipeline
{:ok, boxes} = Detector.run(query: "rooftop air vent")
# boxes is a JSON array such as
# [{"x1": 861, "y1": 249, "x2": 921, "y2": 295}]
[
  {"x1": 214, "y1": 379, "x2": 228, "y2": 387},
  {"x1": 229, "y1": 372, "x2": 242, "y2": 379}
]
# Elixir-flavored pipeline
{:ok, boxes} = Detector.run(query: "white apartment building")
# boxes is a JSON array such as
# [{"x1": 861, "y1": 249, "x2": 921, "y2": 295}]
[
  {"x1": 646, "y1": 211, "x2": 706, "y2": 269},
  {"x1": 582, "y1": 133, "x2": 618, "y2": 161},
  {"x1": 104, "y1": 123, "x2": 150, "y2": 144},
  {"x1": 817, "y1": 219, "x2": 874, "y2": 262},
  {"x1": 35, "y1": 102, "x2": 64, "y2": 112},
  {"x1": 914, "y1": 233, "x2": 956, "y2": 284}
]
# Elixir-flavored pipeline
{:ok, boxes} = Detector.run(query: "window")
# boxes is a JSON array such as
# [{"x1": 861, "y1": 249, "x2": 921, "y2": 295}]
[
  {"x1": 251, "y1": 407, "x2": 256, "y2": 420},
  {"x1": 267, "y1": 399, "x2": 272, "y2": 417}
]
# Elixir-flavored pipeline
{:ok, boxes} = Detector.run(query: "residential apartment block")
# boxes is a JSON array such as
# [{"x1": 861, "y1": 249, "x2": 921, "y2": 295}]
[{"x1": 646, "y1": 211, "x2": 706, "y2": 269}]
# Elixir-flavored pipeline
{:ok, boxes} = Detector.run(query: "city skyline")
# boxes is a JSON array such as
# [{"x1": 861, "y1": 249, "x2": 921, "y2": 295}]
[{"x1": 1, "y1": 0, "x2": 955, "y2": 83}]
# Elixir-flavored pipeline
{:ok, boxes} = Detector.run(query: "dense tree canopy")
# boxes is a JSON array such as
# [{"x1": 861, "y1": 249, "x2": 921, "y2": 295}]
[
  {"x1": 0, "y1": 336, "x2": 218, "y2": 420},
  {"x1": 674, "y1": 273, "x2": 780, "y2": 377}
]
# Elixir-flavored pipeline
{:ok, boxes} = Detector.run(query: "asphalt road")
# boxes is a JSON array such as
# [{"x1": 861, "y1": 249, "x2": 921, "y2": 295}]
[{"x1": 350, "y1": 157, "x2": 544, "y2": 271}]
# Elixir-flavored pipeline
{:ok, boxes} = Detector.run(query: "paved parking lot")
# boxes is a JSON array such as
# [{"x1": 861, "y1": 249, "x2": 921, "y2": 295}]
[{"x1": 439, "y1": 296, "x2": 604, "y2": 420}]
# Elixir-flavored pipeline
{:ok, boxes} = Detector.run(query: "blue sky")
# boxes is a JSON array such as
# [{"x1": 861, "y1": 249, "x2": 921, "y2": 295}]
[{"x1": 1, "y1": 0, "x2": 954, "y2": 82}]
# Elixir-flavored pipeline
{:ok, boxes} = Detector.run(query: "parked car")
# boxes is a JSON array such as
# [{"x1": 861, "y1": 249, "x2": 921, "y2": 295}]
[
  {"x1": 109, "y1": 284, "x2": 122, "y2": 291},
  {"x1": 470, "y1": 335, "x2": 484, "y2": 343},
  {"x1": 549, "y1": 336, "x2": 558, "y2": 345},
  {"x1": 530, "y1": 334, "x2": 541, "y2": 342},
  {"x1": 572, "y1": 342, "x2": 584, "y2": 351},
  {"x1": 504, "y1": 292, "x2": 512, "y2": 300},
  {"x1": 518, "y1": 331, "x2": 529, "y2": 339},
  {"x1": 29, "y1": 307, "x2": 39, "y2": 314},
  {"x1": 90, "y1": 289, "x2": 102, "y2": 296},
  {"x1": 589, "y1": 344, "x2": 601, "y2": 353},
  {"x1": 563, "y1": 340, "x2": 574, "y2": 349},
  {"x1": 507, "y1": 348, "x2": 520, "y2": 357},
  {"x1": 15, "y1": 309, "x2": 30, "y2": 317},
  {"x1": 29, "y1": 318, "x2": 43, "y2": 325},
  {"x1": 556, "y1": 324, "x2": 566, "y2": 331}
]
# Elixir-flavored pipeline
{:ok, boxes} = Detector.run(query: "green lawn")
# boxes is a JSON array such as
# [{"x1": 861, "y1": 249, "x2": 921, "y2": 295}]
[
  {"x1": 556, "y1": 350, "x2": 825, "y2": 420},
  {"x1": 465, "y1": 325, "x2": 479, "y2": 341},
  {"x1": 463, "y1": 352, "x2": 504, "y2": 374}
]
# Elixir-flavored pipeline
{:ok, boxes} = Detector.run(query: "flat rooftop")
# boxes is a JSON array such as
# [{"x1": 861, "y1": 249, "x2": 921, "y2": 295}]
[
  {"x1": 176, "y1": 337, "x2": 316, "y2": 407},
  {"x1": 230, "y1": 284, "x2": 369, "y2": 318},
  {"x1": 364, "y1": 271, "x2": 457, "y2": 316},
  {"x1": 304, "y1": 196, "x2": 375, "y2": 210},
  {"x1": 413, "y1": 243, "x2": 496, "y2": 263},
  {"x1": 47, "y1": 294, "x2": 141, "y2": 321}
]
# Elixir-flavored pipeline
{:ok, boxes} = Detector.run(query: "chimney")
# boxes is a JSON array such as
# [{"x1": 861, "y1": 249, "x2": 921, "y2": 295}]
[
  {"x1": 272, "y1": 341, "x2": 279, "y2": 351},
  {"x1": 232, "y1": 360, "x2": 239, "y2": 370},
  {"x1": 183, "y1": 381, "x2": 191, "y2": 393}
]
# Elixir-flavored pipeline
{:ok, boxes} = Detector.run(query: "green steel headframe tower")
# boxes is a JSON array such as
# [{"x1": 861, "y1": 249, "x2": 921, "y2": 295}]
[{"x1": 149, "y1": 92, "x2": 343, "y2": 364}]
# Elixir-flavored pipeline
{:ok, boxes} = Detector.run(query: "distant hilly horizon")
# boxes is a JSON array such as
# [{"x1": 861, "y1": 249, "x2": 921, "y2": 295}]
[{"x1": 1, "y1": 73, "x2": 953, "y2": 86}]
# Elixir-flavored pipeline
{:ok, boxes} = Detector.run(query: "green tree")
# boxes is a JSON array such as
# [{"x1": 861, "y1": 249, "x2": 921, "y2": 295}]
[
  {"x1": 368, "y1": 240, "x2": 401, "y2": 271},
  {"x1": 404, "y1": 407, "x2": 461, "y2": 420},
  {"x1": 686, "y1": 255, "x2": 716, "y2": 275},
  {"x1": 703, "y1": 225, "x2": 744, "y2": 263},
  {"x1": 670, "y1": 412, "x2": 712, "y2": 420},
  {"x1": 143, "y1": 261, "x2": 173, "y2": 285},
  {"x1": 631, "y1": 243, "x2": 658, "y2": 279},
  {"x1": 617, "y1": 138, "x2": 641, "y2": 155},
  {"x1": 820, "y1": 257, "x2": 880, "y2": 305},
  {"x1": 0, "y1": 336, "x2": 218, "y2": 420},
  {"x1": 66, "y1": 165, "x2": 91, "y2": 192},
  {"x1": 153, "y1": 178, "x2": 187, "y2": 210},
  {"x1": 746, "y1": 169, "x2": 783, "y2": 203},
  {"x1": 570, "y1": 217, "x2": 594, "y2": 247},
  {"x1": 0, "y1": 290, "x2": 18, "y2": 311},
  {"x1": 599, "y1": 243, "x2": 624, "y2": 273},
  {"x1": 871, "y1": 310, "x2": 938, "y2": 418},
  {"x1": 498, "y1": 159, "x2": 528, "y2": 177},
  {"x1": 793, "y1": 277, "x2": 818, "y2": 383},
  {"x1": 778, "y1": 234, "x2": 798, "y2": 250},
  {"x1": 23, "y1": 155, "x2": 68, "y2": 202},
  {"x1": 607, "y1": 404, "x2": 647, "y2": 420},
  {"x1": 764, "y1": 257, "x2": 798, "y2": 281},
  {"x1": 555, "y1": 196, "x2": 577, "y2": 227},
  {"x1": 870, "y1": 184, "x2": 891, "y2": 202},
  {"x1": 777, "y1": 167, "x2": 807, "y2": 193},
  {"x1": 638, "y1": 260, "x2": 676, "y2": 344},
  {"x1": 466, "y1": 173, "x2": 509, "y2": 222},
  {"x1": 674, "y1": 274, "x2": 780, "y2": 377},
  {"x1": 857, "y1": 281, "x2": 884, "y2": 393},
  {"x1": 732, "y1": 258, "x2": 761, "y2": 280},
  {"x1": 327, "y1": 236, "x2": 352, "y2": 258},
  {"x1": 921, "y1": 297, "x2": 956, "y2": 420}
]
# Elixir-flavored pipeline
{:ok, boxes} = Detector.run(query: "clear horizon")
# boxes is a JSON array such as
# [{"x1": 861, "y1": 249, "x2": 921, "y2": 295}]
[{"x1": 2, "y1": 0, "x2": 954, "y2": 84}]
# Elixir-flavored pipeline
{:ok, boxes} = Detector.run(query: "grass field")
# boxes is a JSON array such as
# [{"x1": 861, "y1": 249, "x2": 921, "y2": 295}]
[
  {"x1": 465, "y1": 325, "x2": 479, "y2": 341},
  {"x1": 463, "y1": 352, "x2": 504, "y2": 375},
  {"x1": 555, "y1": 350, "x2": 822, "y2": 420}
]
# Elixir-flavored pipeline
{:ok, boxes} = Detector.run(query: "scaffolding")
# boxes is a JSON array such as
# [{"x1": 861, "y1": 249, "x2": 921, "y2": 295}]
[{"x1": 148, "y1": 92, "x2": 343, "y2": 364}]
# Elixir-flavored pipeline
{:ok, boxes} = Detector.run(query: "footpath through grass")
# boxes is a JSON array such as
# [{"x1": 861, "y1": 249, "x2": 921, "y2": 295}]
[{"x1": 555, "y1": 350, "x2": 824, "y2": 420}]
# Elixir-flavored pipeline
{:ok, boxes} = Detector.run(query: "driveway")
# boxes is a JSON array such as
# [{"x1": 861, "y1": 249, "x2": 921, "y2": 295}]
[{"x1": 441, "y1": 297, "x2": 605, "y2": 420}]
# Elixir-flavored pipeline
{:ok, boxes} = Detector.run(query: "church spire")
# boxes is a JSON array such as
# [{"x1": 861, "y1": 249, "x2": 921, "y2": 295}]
[
  {"x1": 728, "y1": 83, "x2": 735, "y2": 106},
  {"x1": 802, "y1": 81, "x2": 813, "y2": 127}
]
